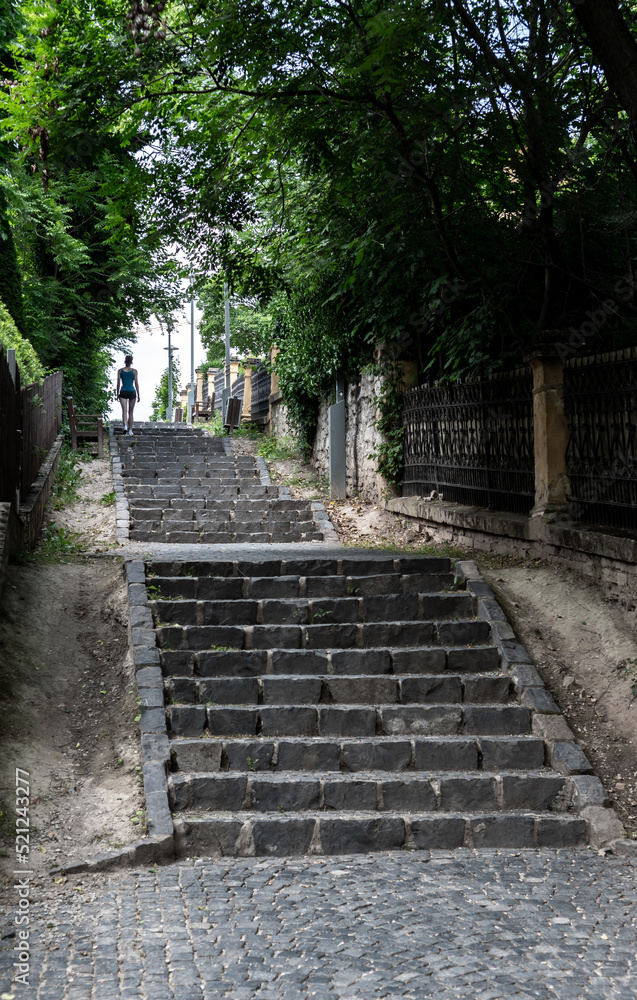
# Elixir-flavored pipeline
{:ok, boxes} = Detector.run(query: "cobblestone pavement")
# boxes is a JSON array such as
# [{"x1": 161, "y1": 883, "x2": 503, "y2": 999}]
[{"x1": 2, "y1": 851, "x2": 635, "y2": 999}]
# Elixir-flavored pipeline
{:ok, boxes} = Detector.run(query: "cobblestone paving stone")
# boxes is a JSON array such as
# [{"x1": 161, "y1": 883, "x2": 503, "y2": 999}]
[{"x1": 2, "y1": 851, "x2": 636, "y2": 998}]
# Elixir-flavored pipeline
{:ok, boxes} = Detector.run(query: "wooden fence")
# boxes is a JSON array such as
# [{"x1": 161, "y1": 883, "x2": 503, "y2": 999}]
[{"x1": 0, "y1": 346, "x2": 63, "y2": 509}]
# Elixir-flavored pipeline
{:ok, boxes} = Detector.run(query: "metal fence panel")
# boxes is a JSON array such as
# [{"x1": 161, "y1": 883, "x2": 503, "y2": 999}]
[
  {"x1": 402, "y1": 369, "x2": 535, "y2": 514},
  {"x1": 251, "y1": 362, "x2": 271, "y2": 422},
  {"x1": 564, "y1": 348, "x2": 637, "y2": 530},
  {"x1": 214, "y1": 370, "x2": 224, "y2": 409}
]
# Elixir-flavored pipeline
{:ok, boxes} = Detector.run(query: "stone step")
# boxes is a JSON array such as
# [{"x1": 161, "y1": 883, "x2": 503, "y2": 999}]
[
  {"x1": 170, "y1": 735, "x2": 546, "y2": 772},
  {"x1": 165, "y1": 673, "x2": 512, "y2": 706},
  {"x1": 131, "y1": 529, "x2": 325, "y2": 544},
  {"x1": 151, "y1": 593, "x2": 474, "y2": 627},
  {"x1": 168, "y1": 702, "x2": 530, "y2": 738},
  {"x1": 174, "y1": 810, "x2": 588, "y2": 856},
  {"x1": 155, "y1": 619, "x2": 491, "y2": 651},
  {"x1": 169, "y1": 769, "x2": 567, "y2": 814},
  {"x1": 147, "y1": 572, "x2": 456, "y2": 600},
  {"x1": 146, "y1": 555, "x2": 452, "y2": 577},
  {"x1": 159, "y1": 645, "x2": 500, "y2": 676}
]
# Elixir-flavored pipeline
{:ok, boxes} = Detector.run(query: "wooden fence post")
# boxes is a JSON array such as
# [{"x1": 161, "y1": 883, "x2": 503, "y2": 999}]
[{"x1": 527, "y1": 341, "x2": 571, "y2": 520}]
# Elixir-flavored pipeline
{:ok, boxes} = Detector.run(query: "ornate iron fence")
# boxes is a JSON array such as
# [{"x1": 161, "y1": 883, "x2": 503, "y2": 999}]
[
  {"x1": 402, "y1": 369, "x2": 535, "y2": 513},
  {"x1": 564, "y1": 348, "x2": 637, "y2": 530},
  {"x1": 251, "y1": 361, "x2": 271, "y2": 422}
]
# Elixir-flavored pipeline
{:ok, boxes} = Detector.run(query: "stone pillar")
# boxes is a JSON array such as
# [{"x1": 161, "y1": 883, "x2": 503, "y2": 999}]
[
  {"x1": 242, "y1": 364, "x2": 253, "y2": 422},
  {"x1": 196, "y1": 367, "x2": 204, "y2": 407},
  {"x1": 177, "y1": 388, "x2": 188, "y2": 421},
  {"x1": 527, "y1": 344, "x2": 570, "y2": 520},
  {"x1": 228, "y1": 360, "x2": 240, "y2": 390},
  {"x1": 269, "y1": 345, "x2": 280, "y2": 397}
]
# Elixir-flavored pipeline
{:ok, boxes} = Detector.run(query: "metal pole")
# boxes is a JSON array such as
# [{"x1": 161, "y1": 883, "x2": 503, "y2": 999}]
[
  {"x1": 188, "y1": 274, "x2": 195, "y2": 424},
  {"x1": 167, "y1": 327, "x2": 173, "y2": 421},
  {"x1": 222, "y1": 282, "x2": 231, "y2": 424},
  {"x1": 163, "y1": 342, "x2": 178, "y2": 423}
]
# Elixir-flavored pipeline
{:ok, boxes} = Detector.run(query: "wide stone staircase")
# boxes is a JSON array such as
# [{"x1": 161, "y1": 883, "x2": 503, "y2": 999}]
[
  {"x1": 143, "y1": 552, "x2": 589, "y2": 856},
  {"x1": 115, "y1": 425, "x2": 328, "y2": 543}
]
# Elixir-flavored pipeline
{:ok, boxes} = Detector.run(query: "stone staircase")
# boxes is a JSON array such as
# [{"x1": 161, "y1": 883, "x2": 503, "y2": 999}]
[
  {"x1": 114, "y1": 425, "x2": 329, "y2": 543},
  {"x1": 143, "y1": 553, "x2": 589, "y2": 856}
]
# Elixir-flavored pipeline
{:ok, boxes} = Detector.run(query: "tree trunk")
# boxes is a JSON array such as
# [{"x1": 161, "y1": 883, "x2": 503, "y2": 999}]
[{"x1": 570, "y1": 0, "x2": 637, "y2": 134}]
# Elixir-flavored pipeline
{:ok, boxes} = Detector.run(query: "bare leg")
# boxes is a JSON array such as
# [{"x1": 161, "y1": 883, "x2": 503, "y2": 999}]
[
  {"x1": 128, "y1": 398, "x2": 136, "y2": 430},
  {"x1": 119, "y1": 397, "x2": 128, "y2": 428}
]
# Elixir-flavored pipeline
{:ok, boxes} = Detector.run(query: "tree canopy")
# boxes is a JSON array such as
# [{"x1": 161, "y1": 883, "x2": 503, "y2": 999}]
[{"x1": 2, "y1": 0, "x2": 637, "y2": 427}]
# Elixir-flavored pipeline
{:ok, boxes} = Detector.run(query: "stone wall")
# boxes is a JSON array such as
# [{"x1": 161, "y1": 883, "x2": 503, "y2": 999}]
[
  {"x1": 387, "y1": 496, "x2": 637, "y2": 631},
  {"x1": 310, "y1": 370, "x2": 384, "y2": 500},
  {"x1": 269, "y1": 394, "x2": 295, "y2": 439}
]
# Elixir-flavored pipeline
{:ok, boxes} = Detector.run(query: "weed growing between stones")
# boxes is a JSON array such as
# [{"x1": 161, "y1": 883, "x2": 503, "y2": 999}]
[
  {"x1": 258, "y1": 435, "x2": 299, "y2": 461},
  {"x1": 33, "y1": 522, "x2": 86, "y2": 562},
  {"x1": 617, "y1": 658, "x2": 637, "y2": 700},
  {"x1": 51, "y1": 444, "x2": 82, "y2": 509},
  {"x1": 98, "y1": 491, "x2": 116, "y2": 505}
]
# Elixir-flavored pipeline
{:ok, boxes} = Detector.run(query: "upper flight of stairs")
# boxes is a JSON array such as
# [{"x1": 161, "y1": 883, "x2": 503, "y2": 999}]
[
  {"x1": 142, "y1": 553, "x2": 590, "y2": 856},
  {"x1": 114, "y1": 425, "x2": 329, "y2": 543}
]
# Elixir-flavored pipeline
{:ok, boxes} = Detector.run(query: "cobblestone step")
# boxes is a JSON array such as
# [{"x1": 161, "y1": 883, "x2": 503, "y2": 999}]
[
  {"x1": 155, "y1": 619, "x2": 492, "y2": 650},
  {"x1": 165, "y1": 673, "x2": 512, "y2": 705},
  {"x1": 128, "y1": 519, "x2": 605, "y2": 854},
  {"x1": 159, "y1": 645, "x2": 500, "y2": 675},
  {"x1": 147, "y1": 571, "x2": 455, "y2": 599},
  {"x1": 174, "y1": 810, "x2": 588, "y2": 855},
  {"x1": 170, "y1": 735, "x2": 546, "y2": 772},
  {"x1": 169, "y1": 769, "x2": 568, "y2": 814},
  {"x1": 151, "y1": 593, "x2": 474, "y2": 626},
  {"x1": 169, "y1": 702, "x2": 530, "y2": 737}
]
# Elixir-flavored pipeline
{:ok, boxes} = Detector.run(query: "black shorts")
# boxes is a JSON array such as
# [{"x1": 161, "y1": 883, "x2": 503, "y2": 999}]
[{"x1": 119, "y1": 390, "x2": 136, "y2": 399}]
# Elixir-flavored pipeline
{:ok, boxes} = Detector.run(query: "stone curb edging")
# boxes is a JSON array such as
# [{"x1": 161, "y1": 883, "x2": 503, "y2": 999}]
[
  {"x1": 251, "y1": 444, "x2": 340, "y2": 544},
  {"x1": 453, "y1": 559, "x2": 629, "y2": 853},
  {"x1": 110, "y1": 426, "x2": 130, "y2": 543},
  {"x1": 50, "y1": 559, "x2": 175, "y2": 877},
  {"x1": 311, "y1": 501, "x2": 340, "y2": 544}
]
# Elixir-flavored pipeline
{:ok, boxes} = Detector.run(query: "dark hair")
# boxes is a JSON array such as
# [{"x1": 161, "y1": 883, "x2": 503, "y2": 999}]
[{"x1": 124, "y1": 355, "x2": 133, "y2": 366}]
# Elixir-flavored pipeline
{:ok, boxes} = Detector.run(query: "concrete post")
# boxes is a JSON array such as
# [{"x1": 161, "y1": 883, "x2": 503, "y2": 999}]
[
  {"x1": 527, "y1": 344, "x2": 571, "y2": 520},
  {"x1": 229, "y1": 360, "x2": 240, "y2": 390},
  {"x1": 196, "y1": 367, "x2": 204, "y2": 410},
  {"x1": 269, "y1": 346, "x2": 280, "y2": 397},
  {"x1": 329, "y1": 377, "x2": 346, "y2": 499},
  {"x1": 242, "y1": 364, "x2": 253, "y2": 422}
]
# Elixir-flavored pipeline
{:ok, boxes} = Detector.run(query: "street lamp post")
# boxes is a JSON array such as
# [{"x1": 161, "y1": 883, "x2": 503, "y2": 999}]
[
  {"x1": 163, "y1": 334, "x2": 178, "y2": 422},
  {"x1": 187, "y1": 274, "x2": 195, "y2": 424},
  {"x1": 222, "y1": 282, "x2": 231, "y2": 424}
]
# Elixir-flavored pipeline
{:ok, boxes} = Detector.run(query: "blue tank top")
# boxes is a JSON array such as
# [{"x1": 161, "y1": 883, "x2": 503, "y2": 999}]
[{"x1": 120, "y1": 368, "x2": 135, "y2": 392}]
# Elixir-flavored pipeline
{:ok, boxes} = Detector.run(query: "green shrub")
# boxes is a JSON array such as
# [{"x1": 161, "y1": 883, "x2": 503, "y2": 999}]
[{"x1": 0, "y1": 299, "x2": 45, "y2": 385}]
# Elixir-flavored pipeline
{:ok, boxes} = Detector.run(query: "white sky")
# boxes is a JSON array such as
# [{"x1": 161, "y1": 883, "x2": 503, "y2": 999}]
[{"x1": 107, "y1": 290, "x2": 206, "y2": 422}]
